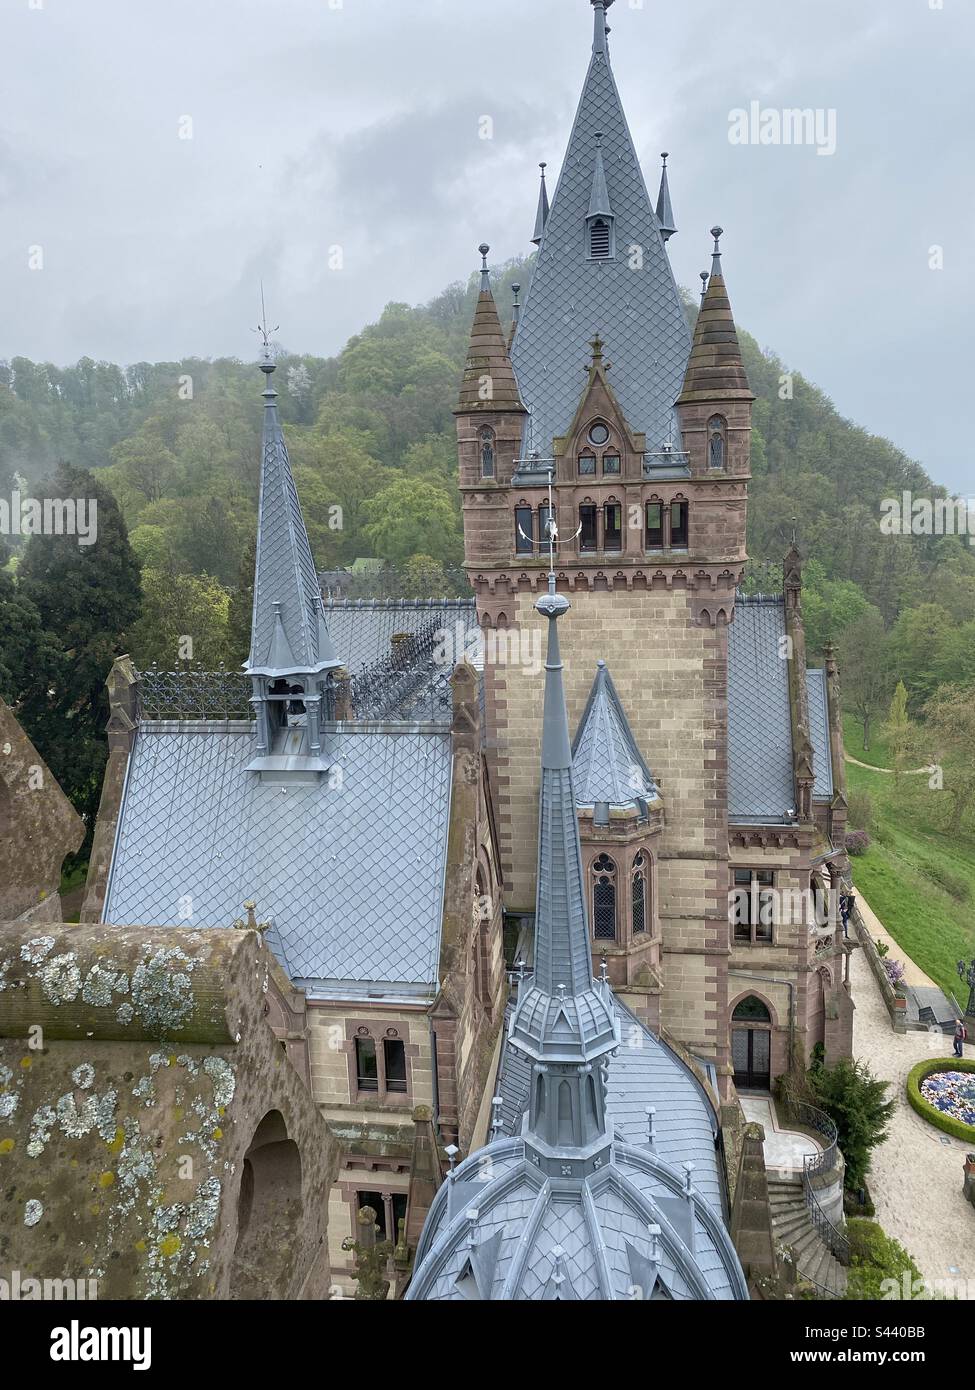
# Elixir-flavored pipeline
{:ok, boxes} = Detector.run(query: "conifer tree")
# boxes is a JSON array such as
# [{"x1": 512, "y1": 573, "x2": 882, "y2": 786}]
[{"x1": 16, "y1": 463, "x2": 142, "y2": 840}]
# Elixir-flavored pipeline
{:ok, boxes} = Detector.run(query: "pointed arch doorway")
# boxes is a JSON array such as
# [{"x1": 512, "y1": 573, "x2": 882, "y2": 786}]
[{"x1": 731, "y1": 996, "x2": 772, "y2": 1090}]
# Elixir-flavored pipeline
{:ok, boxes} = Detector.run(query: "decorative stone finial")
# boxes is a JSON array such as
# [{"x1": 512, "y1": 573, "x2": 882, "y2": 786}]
[{"x1": 709, "y1": 226, "x2": 723, "y2": 276}]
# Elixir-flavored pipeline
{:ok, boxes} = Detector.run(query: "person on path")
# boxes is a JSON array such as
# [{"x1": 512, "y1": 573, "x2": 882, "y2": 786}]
[{"x1": 954, "y1": 1018, "x2": 968, "y2": 1058}]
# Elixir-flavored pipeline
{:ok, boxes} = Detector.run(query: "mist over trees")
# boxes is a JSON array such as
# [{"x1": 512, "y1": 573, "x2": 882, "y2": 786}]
[{"x1": 1, "y1": 254, "x2": 972, "y2": 839}]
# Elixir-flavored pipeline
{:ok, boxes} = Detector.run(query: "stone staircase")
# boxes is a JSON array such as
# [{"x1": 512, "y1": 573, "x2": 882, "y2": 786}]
[{"x1": 768, "y1": 1178, "x2": 848, "y2": 1297}]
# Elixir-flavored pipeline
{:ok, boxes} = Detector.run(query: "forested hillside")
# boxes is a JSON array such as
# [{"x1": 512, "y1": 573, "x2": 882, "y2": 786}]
[{"x1": 1, "y1": 254, "x2": 972, "y2": 845}]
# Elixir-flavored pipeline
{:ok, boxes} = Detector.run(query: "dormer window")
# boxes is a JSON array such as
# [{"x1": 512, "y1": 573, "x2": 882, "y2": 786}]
[
  {"x1": 589, "y1": 217, "x2": 614, "y2": 260},
  {"x1": 479, "y1": 427, "x2": 496, "y2": 478},
  {"x1": 602, "y1": 454, "x2": 620, "y2": 476},
  {"x1": 588, "y1": 422, "x2": 610, "y2": 447},
  {"x1": 578, "y1": 453, "x2": 596, "y2": 477},
  {"x1": 708, "y1": 416, "x2": 727, "y2": 470}
]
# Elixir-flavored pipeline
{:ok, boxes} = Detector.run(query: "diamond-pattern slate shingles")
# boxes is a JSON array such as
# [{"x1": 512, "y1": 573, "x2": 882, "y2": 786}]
[
  {"x1": 103, "y1": 725, "x2": 452, "y2": 990},
  {"x1": 571, "y1": 660, "x2": 658, "y2": 807},
  {"x1": 324, "y1": 599, "x2": 477, "y2": 675},
  {"x1": 511, "y1": 40, "x2": 691, "y2": 456},
  {"x1": 249, "y1": 371, "x2": 332, "y2": 674},
  {"x1": 727, "y1": 599, "x2": 795, "y2": 822},
  {"x1": 806, "y1": 668, "x2": 834, "y2": 801}
]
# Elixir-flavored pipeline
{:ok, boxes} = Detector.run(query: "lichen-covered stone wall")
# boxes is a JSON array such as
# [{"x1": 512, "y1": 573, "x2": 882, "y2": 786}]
[{"x1": 0, "y1": 923, "x2": 339, "y2": 1300}]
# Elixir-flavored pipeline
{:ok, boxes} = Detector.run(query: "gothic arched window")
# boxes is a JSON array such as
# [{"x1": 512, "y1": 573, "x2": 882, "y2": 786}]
[
  {"x1": 479, "y1": 427, "x2": 496, "y2": 478},
  {"x1": 632, "y1": 853, "x2": 647, "y2": 935},
  {"x1": 708, "y1": 416, "x2": 727, "y2": 470},
  {"x1": 592, "y1": 853, "x2": 617, "y2": 941}
]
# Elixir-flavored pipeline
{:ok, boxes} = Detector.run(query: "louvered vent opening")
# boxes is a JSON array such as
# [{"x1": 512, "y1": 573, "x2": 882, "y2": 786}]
[{"x1": 590, "y1": 219, "x2": 611, "y2": 258}]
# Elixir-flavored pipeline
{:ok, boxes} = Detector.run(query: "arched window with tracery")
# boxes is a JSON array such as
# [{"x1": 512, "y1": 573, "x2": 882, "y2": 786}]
[
  {"x1": 708, "y1": 415, "x2": 726, "y2": 470},
  {"x1": 591, "y1": 853, "x2": 617, "y2": 941},
  {"x1": 479, "y1": 427, "x2": 496, "y2": 478},
  {"x1": 632, "y1": 853, "x2": 647, "y2": 935}
]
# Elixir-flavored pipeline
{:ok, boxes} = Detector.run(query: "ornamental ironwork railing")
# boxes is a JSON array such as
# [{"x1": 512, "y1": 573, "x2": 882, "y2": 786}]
[
  {"x1": 137, "y1": 665, "x2": 254, "y2": 721},
  {"x1": 338, "y1": 614, "x2": 455, "y2": 723},
  {"x1": 737, "y1": 560, "x2": 785, "y2": 598},
  {"x1": 784, "y1": 1098, "x2": 851, "y2": 1268}
]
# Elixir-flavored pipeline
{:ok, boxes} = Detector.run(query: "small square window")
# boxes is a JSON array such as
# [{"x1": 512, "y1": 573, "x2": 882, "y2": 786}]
[
  {"x1": 578, "y1": 454, "x2": 596, "y2": 476},
  {"x1": 602, "y1": 454, "x2": 620, "y2": 475}
]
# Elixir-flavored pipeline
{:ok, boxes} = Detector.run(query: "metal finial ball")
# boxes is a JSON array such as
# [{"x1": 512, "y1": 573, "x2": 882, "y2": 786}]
[
  {"x1": 711, "y1": 225, "x2": 724, "y2": 242},
  {"x1": 479, "y1": 242, "x2": 490, "y2": 257},
  {"x1": 661, "y1": 151, "x2": 669, "y2": 162}
]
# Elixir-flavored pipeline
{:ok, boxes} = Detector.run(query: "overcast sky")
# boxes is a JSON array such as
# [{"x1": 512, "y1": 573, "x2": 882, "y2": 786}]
[{"x1": 1, "y1": 0, "x2": 971, "y2": 493}]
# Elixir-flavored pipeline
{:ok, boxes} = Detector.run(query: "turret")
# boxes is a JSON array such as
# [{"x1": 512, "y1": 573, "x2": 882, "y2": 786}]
[
  {"x1": 245, "y1": 336, "x2": 341, "y2": 775},
  {"x1": 456, "y1": 245, "x2": 526, "y2": 571}
]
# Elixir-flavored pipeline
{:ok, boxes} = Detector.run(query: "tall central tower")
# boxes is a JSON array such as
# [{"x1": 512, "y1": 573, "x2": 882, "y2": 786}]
[{"x1": 457, "y1": 0, "x2": 755, "y2": 1075}]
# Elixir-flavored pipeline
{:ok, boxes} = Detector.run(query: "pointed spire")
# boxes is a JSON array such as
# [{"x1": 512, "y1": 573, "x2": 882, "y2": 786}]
[
  {"x1": 677, "y1": 228, "x2": 755, "y2": 405},
  {"x1": 592, "y1": 0, "x2": 613, "y2": 56},
  {"x1": 507, "y1": 574, "x2": 618, "y2": 1162},
  {"x1": 531, "y1": 163, "x2": 550, "y2": 246},
  {"x1": 511, "y1": 0, "x2": 690, "y2": 458},
  {"x1": 587, "y1": 133, "x2": 614, "y2": 219},
  {"x1": 508, "y1": 283, "x2": 521, "y2": 351},
  {"x1": 456, "y1": 245, "x2": 526, "y2": 414},
  {"x1": 655, "y1": 152, "x2": 677, "y2": 243},
  {"x1": 247, "y1": 342, "x2": 340, "y2": 677}
]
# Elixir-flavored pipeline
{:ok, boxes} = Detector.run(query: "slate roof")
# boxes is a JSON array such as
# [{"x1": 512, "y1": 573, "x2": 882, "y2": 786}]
[
  {"x1": 324, "y1": 599, "x2": 477, "y2": 676},
  {"x1": 727, "y1": 597, "x2": 835, "y2": 821},
  {"x1": 510, "y1": 5, "x2": 691, "y2": 458},
  {"x1": 404, "y1": 1134, "x2": 747, "y2": 1301},
  {"x1": 727, "y1": 598, "x2": 795, "y2": 822},
  {"x1": 496, "y1": 995, "x2": 725, "y2": 1213},
  {"x1": 102, "y1": 722, "x2": 452, "y2": 997},
  {"x1": 806, "y1": 668, "x2": 835, "y2": 801},
  {"x1": 571, "y1": 659, "x2": 659, "y2": 808}
]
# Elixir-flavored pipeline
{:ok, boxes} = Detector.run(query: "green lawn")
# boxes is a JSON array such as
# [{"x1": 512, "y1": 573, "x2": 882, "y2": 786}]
[
  {"x1": 843, "y1": 714, "x2": 892, "y2": 768},
  {"x1": 845, "y1": 751, "x2": 975, "y2": 1001}
]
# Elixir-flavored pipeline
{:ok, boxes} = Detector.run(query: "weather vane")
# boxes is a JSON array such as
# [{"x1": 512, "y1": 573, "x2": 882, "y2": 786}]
[
  {"x1": 253, "y1": 282, "x2": 279, "y2": 356},
  {"x1": 516, "y1": 460, "x2": 583, "y2": 573}
]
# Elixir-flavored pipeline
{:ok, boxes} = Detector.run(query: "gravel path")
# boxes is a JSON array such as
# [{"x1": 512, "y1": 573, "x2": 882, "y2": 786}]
[{"x1": 851, "y1": 943, "x2": 975, "y2": 1296}]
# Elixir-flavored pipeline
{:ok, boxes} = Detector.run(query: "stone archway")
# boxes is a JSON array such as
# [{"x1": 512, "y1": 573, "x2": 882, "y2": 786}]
[{"x1": 229, "y1": 1110, "x2": 303, "y2": 1299}]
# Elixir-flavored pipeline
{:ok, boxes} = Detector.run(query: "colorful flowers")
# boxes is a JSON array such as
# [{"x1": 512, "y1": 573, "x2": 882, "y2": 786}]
[{"x1": 920, "y1": 1070, "x2": 975, "y2": 1127}]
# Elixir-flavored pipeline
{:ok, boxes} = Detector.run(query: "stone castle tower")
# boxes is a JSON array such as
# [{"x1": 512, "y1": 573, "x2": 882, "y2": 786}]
[{"x1": 457, "y1": 0, "x2": 757, "y2": 1070}]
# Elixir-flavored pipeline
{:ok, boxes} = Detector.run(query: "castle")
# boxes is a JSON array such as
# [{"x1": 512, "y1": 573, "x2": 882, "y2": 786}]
[{"x1": 0, "y1": 0, "x2": 856, "y2": 1300}]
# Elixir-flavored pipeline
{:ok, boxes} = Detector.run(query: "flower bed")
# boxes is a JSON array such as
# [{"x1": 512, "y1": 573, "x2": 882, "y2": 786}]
[{"x1": 906, "y1": 1057, "x2": 975, "y2": 1141}]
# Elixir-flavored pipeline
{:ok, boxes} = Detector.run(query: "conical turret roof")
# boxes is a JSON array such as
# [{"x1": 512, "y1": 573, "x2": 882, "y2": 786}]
[
  {"x1": 677, "y1": 229, "x2": 754, "y2": 405},
  {"x1": 456, "y1": 246, "x2": 526, "y2": 415}
]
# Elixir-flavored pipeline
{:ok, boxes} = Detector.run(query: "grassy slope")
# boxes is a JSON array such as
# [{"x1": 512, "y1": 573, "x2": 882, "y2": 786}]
[
  {"x1": 846, "y1": 744, "x2": 975, "y2": 1000},
  {"x1": 843, "y1": 714, "x2": 893, "y2": 769}
]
